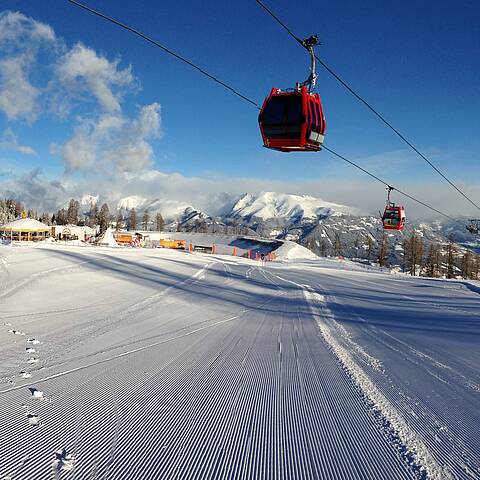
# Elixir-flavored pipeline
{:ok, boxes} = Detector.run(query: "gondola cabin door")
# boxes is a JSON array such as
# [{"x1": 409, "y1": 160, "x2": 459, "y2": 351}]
[{"x1": 258, "y1": 86, "x2": 325, "y2": 152}]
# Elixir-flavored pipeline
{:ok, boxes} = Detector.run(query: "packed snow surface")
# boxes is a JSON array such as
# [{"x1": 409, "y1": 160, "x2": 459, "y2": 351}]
[
  {"x1": 230, "y1": 191, "x2": 357, "y2": 220},
  {"x1": 0, "y1": 244, "x2": 479, "y2": 479}
]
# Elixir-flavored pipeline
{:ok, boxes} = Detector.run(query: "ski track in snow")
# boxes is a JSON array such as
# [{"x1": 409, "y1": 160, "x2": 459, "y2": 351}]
[
  {"x1": 274, "y1": 265, "x2": 480, "y2": 480},
  {"x1": 0, "y1": 246, "x2": 478, "y2": 479}
]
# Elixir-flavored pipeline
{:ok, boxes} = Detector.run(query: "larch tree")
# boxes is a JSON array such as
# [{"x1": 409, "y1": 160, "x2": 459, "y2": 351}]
[
  {"x1": 155, "y1": 212, "x2": 165, "y2": 232},
  {"x1": 128, "y1": 208, "x2": 137, "y2": 231},
  {"x1": 403, "y1": 231, "x2": 424, "y2": 276},
  {"x1": 115, "y1": 209, "x2": 123, "y2": 232},
  {"x1": 425, "y1": 243, "x2": 441, "y2": 278},
  {"x1": 142, "y1": 209, "x2": 150, "y2": 231},
  {"x1": 377, "y1": 233, "x2": 389, "y2": 267},
  {"x1": 446, "y1": 238, "x2": 457, "y2": 279}
]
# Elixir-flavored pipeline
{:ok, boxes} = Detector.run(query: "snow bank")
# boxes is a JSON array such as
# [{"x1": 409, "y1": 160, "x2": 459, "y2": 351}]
[{"x1": 274, "y1": 241, "x2": 318, "y2": 261}]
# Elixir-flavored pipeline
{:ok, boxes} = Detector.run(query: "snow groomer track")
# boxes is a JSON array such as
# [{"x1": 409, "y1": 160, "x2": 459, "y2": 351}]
[{"x1": 0, "y1": 245, "x2": 479, "y2": 479}]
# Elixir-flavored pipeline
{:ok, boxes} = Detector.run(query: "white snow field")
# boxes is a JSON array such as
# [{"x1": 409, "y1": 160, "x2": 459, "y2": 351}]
[{"x1": 0, "y1": 245, "x2": 478, "y2": 479}]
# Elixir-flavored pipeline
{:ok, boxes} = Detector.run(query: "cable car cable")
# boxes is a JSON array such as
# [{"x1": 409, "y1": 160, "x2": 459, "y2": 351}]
[
  {"x1": 255, "y1": 0, "x2": 480, "y2": 213},
  {"x1": 322, "y1": 146, "x2": 455, "y2": 221},
  {"x1": 67, "y1": 0, "x2": 261, "y2": 109},
  {"x1": 67, "y1": 0, "x2": 457, "y2": 222}
]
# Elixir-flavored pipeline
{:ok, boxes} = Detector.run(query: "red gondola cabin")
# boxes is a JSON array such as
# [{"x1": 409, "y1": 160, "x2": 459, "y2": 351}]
[
  {"x1": 382, "y1": 205, "x2": 405, "y2": 230},
  {"x1": 258, "y1": 85, "x2": 326, "y2": 152}
]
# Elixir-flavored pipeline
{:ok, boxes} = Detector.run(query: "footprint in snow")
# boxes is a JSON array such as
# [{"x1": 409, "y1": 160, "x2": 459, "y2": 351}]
[
  {"x1": 26, "y1": 413, "x2": 40, "y2": 426},
  {"x1": 8, "y1": 329, "x2": 26, "y2": 336},
  {"x1": 28, "y1": 387, "x2": 44, "y2": 400},
  {"x1": 27, "y1": 338, "x2": 40, "y2": 345},
  {"x1": 19, "y1": 371, "x2": 32, "y2": 379},
  {"x1": 53, "y1": 448, "x2": 74, "y2": 472},
  {"x1": 27, "y1": 357, "x2": 39, "y2": 364},
  {"x1": 25, "y1": 347, "x2": 36, "y2": 353}
]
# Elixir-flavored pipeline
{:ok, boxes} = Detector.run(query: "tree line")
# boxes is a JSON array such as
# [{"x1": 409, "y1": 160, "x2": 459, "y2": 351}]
[
  {"x1": 0, "y1": 198, "x2": 166, "y2": 235},
  {"x1": 306, "y1": 230, "x2": 480, "y2": 281}
]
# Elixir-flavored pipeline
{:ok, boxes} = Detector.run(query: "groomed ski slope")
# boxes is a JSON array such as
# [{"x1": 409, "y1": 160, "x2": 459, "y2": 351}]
[{"x1": 0, "y1": 245, "x2": 478, "y2": 479}]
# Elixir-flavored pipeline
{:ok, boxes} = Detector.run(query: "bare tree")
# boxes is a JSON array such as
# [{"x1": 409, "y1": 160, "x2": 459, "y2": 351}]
[
  {"x1": 446, "y1": 239, "x2": 456, "y2": 279},
  {"x1": 471, "y1": 255, "x2": 480, "y2": 280},
  {"x1": 377, "y1": 233, "x2": 389, "y2": 267},
  {"x1": 403, "y1": 231, "x2": 424, "y2": 275},
  {"x1": 425, "y1": 243, "x2": 441, "y2": 278},
  {"x1": 460, "y1": 251, "x2": 474, "y2": 279}
]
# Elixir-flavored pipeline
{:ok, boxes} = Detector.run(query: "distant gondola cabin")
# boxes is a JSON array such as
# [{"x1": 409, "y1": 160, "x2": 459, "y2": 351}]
[{"x1": 382, "y1": 205, "x2": 406, "y2": 230}]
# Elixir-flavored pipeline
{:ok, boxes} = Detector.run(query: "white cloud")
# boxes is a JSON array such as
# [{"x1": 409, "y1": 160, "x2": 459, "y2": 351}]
[
  {"x1": 0, "y1": 11, "x2": 55, "y2": 46},
  {"x1": 0, "y1": 11, "x2": 57, "y2": 121},
  {"x1": 0, "y1": 128, "x2": 36, "y2": 155},
  {"x1": 56, "y1": 43, "x2": 134, "y2": 112},
  {"x1": 1, "y1": 165, "x2": 479, "y2": 221},
  {"x1": 60, "y1": 103, "x2": 161, "y2": 173},
  {"x1": 0, "y1": 55, "x2": 40, "y2": 120}
]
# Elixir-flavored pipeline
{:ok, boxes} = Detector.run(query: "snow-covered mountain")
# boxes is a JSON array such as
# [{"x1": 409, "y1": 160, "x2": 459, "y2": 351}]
[
  {"x1": 80, "y1": 194, "x2": 99, "y2": 207},
  {"x1": 228, "y1": 192, "x2": 357, "y2": 221},
  {"x1": 117, "y1": 196, "x2": 211, "y2": 227},
  {"x1": 80, "y1": 190, "x2": 479, "y2": 261},
  {"x1": 117, "y1": 195, "x2": 146, "y2": 211}
]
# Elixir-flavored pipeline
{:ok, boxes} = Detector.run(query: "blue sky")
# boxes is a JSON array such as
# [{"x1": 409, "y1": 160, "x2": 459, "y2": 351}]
[{"x1": 0, "y1": 0, "x2": 479, "y2": 216}]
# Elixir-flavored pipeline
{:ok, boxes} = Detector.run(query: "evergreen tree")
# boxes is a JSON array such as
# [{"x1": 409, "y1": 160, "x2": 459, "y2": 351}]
[
  {"x1": 128, "y1": 208, "x2": 137, "y2": 231},
  {"x1": 142, "y1": 209, "x2": 150, "y2": 231},
  {"x1": 319, "y1": 238, "x2": 328, "y2": 257},
  {"x1": 56, "y1": 208, "x2": 67, "y2": 225},
  {"x1": 98, "y1": 203, "x2": 110, "y2": 233},
  {"x1": 155, "y1": 212, "x2": 165, "y2": 231},
  {"x1": 333, "y1": 232, "x2": 343, "y2": 257},
  {"x1": 86, "y1": 202, "x2": 98, "y2": 228},
  {"x1": 115, "y1": 209, "x2": 123, "y2": 232},
  {"x1": 66, "y1": 199, "x2": 80, "y2": 225},
  {"x1": 366, "y1": 236, "x2": 374, "y2": 260}
]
